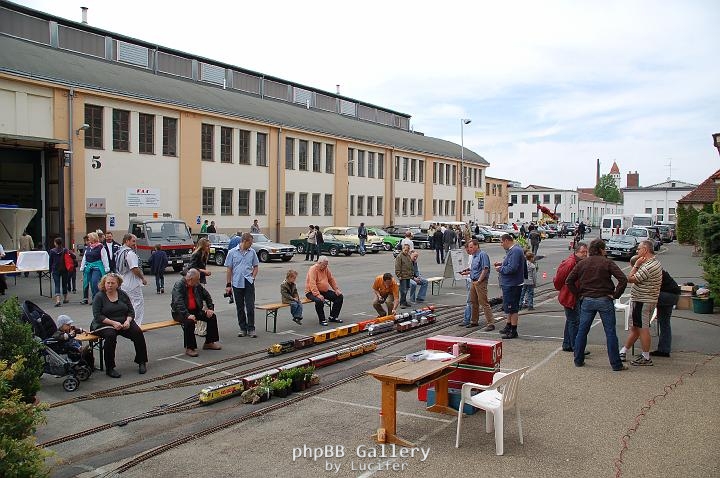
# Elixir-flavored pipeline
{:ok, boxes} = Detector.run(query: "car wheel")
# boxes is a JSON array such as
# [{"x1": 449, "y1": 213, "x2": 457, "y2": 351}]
[
  {"x1": 383, "y1": 242, "x2": 392, "y2": 251},
  {"x1": 259, "y1": 250, "x2": 270, "y2": 262},
  {"x1": 214, "y1": 250, "x2": 226, "y2": 266},
  {"x1": 296, "y1": 244, "x2": 305, "y2": 254},
  {"x1": 329, "y1": 247, "x2": 339, "y2": 256}
]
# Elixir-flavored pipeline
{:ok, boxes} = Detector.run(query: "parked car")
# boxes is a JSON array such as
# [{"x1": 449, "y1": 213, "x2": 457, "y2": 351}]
[
  {"x1": 382, "y1": 225, "x2": 431, "y2": 249},
  {"x1": 537, "y1": 225, "x2": 557, "y2": 238},
  {"x1": 368, "y1": 227, "x2": 401, "y2": 251},
  {"x1": 625, "y1": 227, "x2": 661, "y2": 251},
  {"x1": 605, "y1": 235, "x2": 640, "y2": 260},
  {"x1": 476, "y1": 226, "x2": 503, "y2": 242},
  {"x1": 323, "y1": 226, "x2": 383, "y2": 253},
  {"x1": 249, "y1": 233, "x2": 296, "y2": 262},
  {"x1": 493, "y1": 224, "x2": 519, "y2": 238},
  {"x1": 290, "y1": 234, "x2": 356, "y2": 257},
  {"x1": 656, "y1": 224, "x2": 673, "y2": 243},
  {"x1": 192, "y1": 232, "x2": 231, "y2": 266}
]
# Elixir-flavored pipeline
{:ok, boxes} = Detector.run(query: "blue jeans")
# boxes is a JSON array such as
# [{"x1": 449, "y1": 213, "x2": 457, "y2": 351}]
[
  {"x1": 655, "y1": 304, "x2": 673, "y2": 354},
  {"x1": 359, "y1": 238, "x2": 366, "y2": 255},
  {"x1": 232, "y1": 279, "x2": 256, "y2": 333},
  {"x1": 155, "y1": 272, "x2": 165, "y2": 292},
  {"x1": 574, "y1": 297, "x2": 623, "y2": 370},
  {"x1": 289, "y1": 300, "x2": 303, "y2": 319},
  {"x1": 399, "y1": 278, "x2": 410, "y2": 305},
  {"x1": 463, "y1": 279, "x2": 471, "y2": 325},
  {"x1": 52, "y1": 270, "x2": 68, "y2": 296},
  {"x1": 520, "y1": 285, "x2": 535, "y2": 307},
  {"x1": 86, "y1": 267, "x2": 102, "y2": 300},
  {"x1": 409, "y1": 277, "x2": 428, "y2": 302},
  {"x1": 562, "y1": 306, "x2": 579, "y2": 351}
]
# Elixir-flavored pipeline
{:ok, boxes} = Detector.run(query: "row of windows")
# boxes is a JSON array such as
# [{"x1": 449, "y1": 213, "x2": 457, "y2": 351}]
[
  {"x1": 645, "y1": 207, "x2": 676, "y2": 223},
  {"x1": 485, "y1": 183, "x2": 505, "y2": 196},
  {"x1": 201, "y1": 124, "x2": 268, "y2": 166},
  {"x1": 509, "y1": 211, "x2": 564, "y2": 220},
  {"x1": 84, "y1": 104, "x2": 178, "y2": 156},
  {"x1": 348, "y1": 149, "x2": 386, "y2": 179},
  {"x1": 202, "y1": 188, "x2": 266, "y2": 216},
  {"x1": 350, "y1": 196, "x2": 385, "y2": 216},
  {"x1": 511, "y1": 193, "x2": 564, "y2": 205},
  {"x1": 284, "y1": 138, "x2": 335, "y2": 174},
  {"x1": 432, "y1": 162, "x2": 457, "y2": 186},
  {"x1": 392, "y1": 156, "x2": 424, "y2": 182},
  {"x1": 391, "y1": 197, "x2": 424, "y2": 217},
  {"x1": 284, "y1": 192, "x2": 333, "y2": 216},
  {"x1": 432, "y1": 199, "x2": 457, "y2": 217},
  {"x1": 463, "y1": 166, "x2": 484, "y2": 188}
]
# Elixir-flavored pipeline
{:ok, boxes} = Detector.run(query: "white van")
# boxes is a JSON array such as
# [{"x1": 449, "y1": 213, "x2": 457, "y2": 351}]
[{"x1": 600, "y1": 214, "x2": 632, "y2": 240}]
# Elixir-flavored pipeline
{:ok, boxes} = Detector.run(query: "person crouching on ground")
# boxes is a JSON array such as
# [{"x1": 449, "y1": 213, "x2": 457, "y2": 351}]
[
  {"x1": 281, "y1": 269, "x2": 304, "y2": 325},
  {"x1": 171, "y1": 268, "x2": 221, "y2": 357},
  {"x1": 372, "y1": 272, "x2": 400, "y2": 317}
]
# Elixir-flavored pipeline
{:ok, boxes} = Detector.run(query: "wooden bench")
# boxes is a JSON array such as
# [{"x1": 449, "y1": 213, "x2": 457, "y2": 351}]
[
  {"x1": 426, "y1": 276, "x2": 445, "y2": 295},
  {"x1": 76, "y1": 319, "x2": 180, "y2": 371},
  {"x1": 257, "y1": 297, "x2": 333, "y2": 333}
]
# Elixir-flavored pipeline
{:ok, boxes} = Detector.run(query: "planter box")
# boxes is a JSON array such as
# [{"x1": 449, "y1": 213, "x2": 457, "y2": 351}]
[{"x1": 692, "y1": 297, "x2": 714, "y2": 314}]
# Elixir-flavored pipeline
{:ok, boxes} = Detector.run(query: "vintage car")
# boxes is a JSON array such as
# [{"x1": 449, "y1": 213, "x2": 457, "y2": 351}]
[
  {"x1": 323, "y1": 226, "x2": 383, "y2": 253},
  {"x1": 382, "y1": 225, "x2": 431, "y2": 249},
  {"x1": 249, "y1": 233, "x2": 296, "y2": 262},
  {"x1": 192, "y1": 233, "x2": 231, "y2": 266},
  {"x1": 476, "y1": 226, "x2": 503, "y2": 242},
  {"x1": 290, "y1": 233, "x2": 356, "y2": 257},
  {"x1": 606, "y1": 235, "x2": 639, "y2": 260},
  {"x1": 368, "y1": 227, "x2": 401, "y2": 251}
]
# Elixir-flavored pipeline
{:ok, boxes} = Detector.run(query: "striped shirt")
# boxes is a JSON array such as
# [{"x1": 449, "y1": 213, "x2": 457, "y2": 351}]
[{"x1": 631, "y1": 257, "x2": 662, "y2": 303}]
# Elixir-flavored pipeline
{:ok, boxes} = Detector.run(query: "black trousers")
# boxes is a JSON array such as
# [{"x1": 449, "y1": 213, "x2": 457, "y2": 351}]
[
  {"x1": 305, "y1": 289, "x2": 343, "y2": 322},
  {"x1": 173, "y1": 310, "x2": 219, "y2": 349},
  {"x1": 94, "y1": 321, "x2": 148, "y2": 370}
]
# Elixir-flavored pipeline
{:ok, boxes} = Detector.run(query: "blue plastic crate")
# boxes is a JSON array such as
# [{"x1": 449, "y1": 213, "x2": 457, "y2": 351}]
[{"x1": 426, "y1": 387, "x2": 477, "y2": 415}]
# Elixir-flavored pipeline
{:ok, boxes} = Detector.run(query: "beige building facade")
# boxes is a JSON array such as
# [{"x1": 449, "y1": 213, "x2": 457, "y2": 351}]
[{"x1": 482, "y1": 176, "x2": 511, "y2": 225}]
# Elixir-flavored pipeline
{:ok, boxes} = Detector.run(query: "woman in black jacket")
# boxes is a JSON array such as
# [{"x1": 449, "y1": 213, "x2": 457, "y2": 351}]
[{"x1": 189, "y1": 237, "x2": 212, "y2": 284}]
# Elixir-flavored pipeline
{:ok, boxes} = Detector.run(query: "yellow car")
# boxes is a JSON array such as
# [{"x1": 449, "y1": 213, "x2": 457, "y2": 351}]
[{"x1": 322, "y1": 226, "x2": 383, "y2": 253}]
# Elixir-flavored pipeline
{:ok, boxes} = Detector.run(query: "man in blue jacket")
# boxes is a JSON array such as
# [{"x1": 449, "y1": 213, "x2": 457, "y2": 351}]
[{"x1": 495, "y1": 234, "x2": 526, "y2": 339}]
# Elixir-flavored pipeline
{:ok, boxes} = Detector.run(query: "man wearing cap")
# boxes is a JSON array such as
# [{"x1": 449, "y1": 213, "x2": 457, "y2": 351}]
[{"x1": 305, "y1": 256, "x2": 344, "y2": 325}]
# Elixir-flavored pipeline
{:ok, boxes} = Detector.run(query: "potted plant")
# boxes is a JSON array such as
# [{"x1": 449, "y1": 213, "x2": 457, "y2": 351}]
[
  {"x1": 270, "y1": 378, "x2": 291, "y2": 398},
  {"x1": 288, "y1": 368, "x2": 306, "y2": 392},
  {"x1": 303, "y1": 366, "x2": 316, "y2": 386}
]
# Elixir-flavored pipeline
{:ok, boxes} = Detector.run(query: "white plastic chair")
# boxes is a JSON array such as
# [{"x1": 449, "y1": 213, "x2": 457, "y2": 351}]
[
  {"x1": 455, "y1": 366, "x2": 530, "y2": 455},
  {"x1": 615, "y1": 298, "x2": 631, "y2": 331}
]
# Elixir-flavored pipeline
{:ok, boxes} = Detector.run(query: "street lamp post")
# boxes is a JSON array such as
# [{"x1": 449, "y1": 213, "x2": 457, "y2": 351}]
[
  {"x1": 460, "y1": 118, "x2": 471, "y2": 221},
  {"x1": 713, "y1": 133, "x2": 720, "y2": 157}
]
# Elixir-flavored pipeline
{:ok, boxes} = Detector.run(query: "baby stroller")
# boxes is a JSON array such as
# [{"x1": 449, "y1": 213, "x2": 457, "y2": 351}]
[{"x1": 21, "y1": 300, "x2": 93, "y2": 392}]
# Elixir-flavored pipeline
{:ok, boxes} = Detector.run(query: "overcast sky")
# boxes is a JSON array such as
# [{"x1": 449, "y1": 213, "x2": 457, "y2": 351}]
[{"x1": 16, "y1": 0, "x2": 720, "y2": 189}]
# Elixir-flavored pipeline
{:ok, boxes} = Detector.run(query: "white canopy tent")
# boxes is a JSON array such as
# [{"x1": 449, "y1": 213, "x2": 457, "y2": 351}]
[{"x1": 0, "y1": 207, "x2": 38, "y2": 251}]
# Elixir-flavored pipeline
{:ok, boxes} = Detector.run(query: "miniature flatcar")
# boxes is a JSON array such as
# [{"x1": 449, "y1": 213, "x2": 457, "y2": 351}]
[
  {"x1": 199, "y1": 379, "x2": 245, "y2": 404},
  {"x1": 350, "y1": 345, "x2": 364, "y2": 357},
  {"x1": 294, "y1": 336, "x2": 315, "y2": 349},
  {"x1": 313, "y1": 329, "x2": 338, "y2": 344},
  {"x1": 278, "y1": 359, "x2": 311, "y2": 372},
  {"x1": 309, "y1": 351, "x2": 339, "y2": 368},
  {"x1": 361, "y1": 341, "x2": 377, "y2": 353},
  {"x1": 335, "y1": 323, "x2": 360, "y2": 337},
  {"x1": 336, "y1": 347, "x2": 353, "y2": 361}
]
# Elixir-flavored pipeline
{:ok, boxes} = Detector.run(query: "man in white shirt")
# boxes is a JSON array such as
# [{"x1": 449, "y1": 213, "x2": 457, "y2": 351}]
[
  {"x1": 400, "y1": 231, "x2": 415, "y2": 251},
  {"x1": 116, "y1": 233, "x2": 147, "y2": 325}
]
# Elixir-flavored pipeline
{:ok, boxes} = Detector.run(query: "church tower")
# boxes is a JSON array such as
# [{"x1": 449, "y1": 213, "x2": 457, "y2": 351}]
[{"x1": 609, "y1": 161, "x2": 621, "y2": 189}]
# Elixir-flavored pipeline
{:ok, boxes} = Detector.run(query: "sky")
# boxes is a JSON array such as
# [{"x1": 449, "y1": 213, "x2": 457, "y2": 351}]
[{"x1": 14, "y1": 0, "x2": 720, "y2": 189}]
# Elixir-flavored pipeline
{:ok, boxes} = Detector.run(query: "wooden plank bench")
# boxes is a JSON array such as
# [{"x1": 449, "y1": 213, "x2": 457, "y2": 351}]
[
  {"x1": 426, "y1": 276, "x2": 445, "y2": 295},
  {"x1": 76, "y1": 319, "x2": 180, "y2": 371},
  {"x1": 257, "y1": 297, "x2": 333, "y2": 333}
]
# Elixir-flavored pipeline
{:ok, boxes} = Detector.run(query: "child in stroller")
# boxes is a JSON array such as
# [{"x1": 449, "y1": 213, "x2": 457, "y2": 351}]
[{"x1": 21, "y1": 301, "x2": 94, "y2": 392}]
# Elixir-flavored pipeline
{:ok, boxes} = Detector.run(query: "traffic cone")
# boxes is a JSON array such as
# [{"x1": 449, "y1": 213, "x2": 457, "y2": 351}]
[{"x1": 542, "y1": 271, "x2": 547, "y2": 279}]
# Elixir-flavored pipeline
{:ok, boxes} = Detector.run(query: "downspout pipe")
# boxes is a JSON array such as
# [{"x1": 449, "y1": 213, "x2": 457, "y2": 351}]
[
  {"x1": 276, "y1": 127, "x2": 282, "y2": 242},
  {"x1": 68, "y1": 88, "x2": 75, "y2": 247}
]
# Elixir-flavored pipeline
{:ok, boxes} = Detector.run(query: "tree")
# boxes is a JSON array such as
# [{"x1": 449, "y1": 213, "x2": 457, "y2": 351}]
[{"x1": 594, "y1": 174, "x2": 621, "y2": 203}]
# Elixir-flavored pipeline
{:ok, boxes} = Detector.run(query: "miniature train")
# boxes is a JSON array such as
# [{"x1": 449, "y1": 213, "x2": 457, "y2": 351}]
[
  {"x1": 198, "y1": 341, "x2": 377, "y2": 404},
  {"x1": 267, "y1": 306, "x2": 436, "y2": 356}
]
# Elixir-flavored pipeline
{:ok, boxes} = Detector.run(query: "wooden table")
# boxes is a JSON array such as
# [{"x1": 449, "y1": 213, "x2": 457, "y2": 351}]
[
  {"x1": 0, "y1": 268, "x2": 51, "y2": 297},
  {"x1": 366, "y1": 352, "x2": 469, "y2": 446}
]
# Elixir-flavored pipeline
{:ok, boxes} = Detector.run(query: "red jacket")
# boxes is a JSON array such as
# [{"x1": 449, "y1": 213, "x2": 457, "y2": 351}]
[{"x1": 554, "y1": 253, "x2": 579, "y2": 309}]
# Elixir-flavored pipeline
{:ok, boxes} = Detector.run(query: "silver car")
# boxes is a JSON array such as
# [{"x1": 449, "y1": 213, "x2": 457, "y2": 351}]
[{"x1": 250, "y1": 233, "x2": 296, "y2": 262}]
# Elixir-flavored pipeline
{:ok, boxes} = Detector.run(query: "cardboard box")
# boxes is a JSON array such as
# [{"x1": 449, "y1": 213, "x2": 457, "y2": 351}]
[
  {"x1": 680, "y1": 285, "x2": 694, "y2": 295},
  {"x1": 426, "y1": 387, "x2": 478, "y2": 415},
  {"x1": 676, "y1": 295, "x2": 691, "y2": 310}
]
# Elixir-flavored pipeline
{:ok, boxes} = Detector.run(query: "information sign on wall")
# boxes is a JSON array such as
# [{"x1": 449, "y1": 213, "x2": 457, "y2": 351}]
[
  {"x1": 475, "y1": 191, "x2": 485, "y2": 210},
  {"x1": 126, "y1": 188, "x2": 160, "y2": 208}
]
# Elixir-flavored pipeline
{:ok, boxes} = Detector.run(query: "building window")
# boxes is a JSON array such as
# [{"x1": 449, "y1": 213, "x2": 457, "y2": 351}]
[
  {"x1": 439, "y1": 164, "x2": 445, "y2": 184},
  {"x1": 377, "y1": 153, "x2": 384, "y2": 179},
  {"x1": 285, "y1": 192, "x2": 295, "y2": 216},
  {"x1": 312, "y1": 193, "x2": 320, "y2": 216},
  {"x1": 402, "y1": 157, "x2": 409, "y2": 181},
  {"x1": 377, "y1": 197, "x2": 383, "y2": 216},
  {"x1": 312, "y1": 142, "x2": 321, "y2": 172},
  {"x1": 256, "y1": 132, "x2": 267, "y2": 166},
  {"x1": 357, "y1": 150, "x2": 365, "y2": 177},
  {"x1": 511, "y1": 194, "x2": 518, "y2": 204},
  {"x1": 451, "y1": 200, "x2": 456, "y2": 215},
  {"x1": 285, "y1": 137, "x2": 295, "y2": 169},
  {"x1": 433, "y1": 200, "x2": 437, "y2": 215},
  {"x1": 357, "y1": 196, "x2": 364, "y2": 216},
  {"x1": 498, "y1": 184, "x2": 503, "y2": 196},
  {"x1": 138, "y1": 114, "x2": 154, "y2": 154},
  {"x1": 554, "y1": 194, "x2": 561, "y2": 204},
  {"x1": 299, "y1": 140, "x2": 308, "y2": 171},
  {"x1": 84, "y1": 104, "x2": 103, "y2": 149},
  {"x1": 162, "y1": 117, "x2": 177, "y2": 156},
  {"x1": 201, "y1": 123, "x2": 214, "y2": 161},
  {"x1": 402, "y1": 198, "x2": 408, "y2": 216},
  {"x1": 645, "y1": 207, "x2": 652, "y2": 214},
  {"x1": 350, "y1": 195, "x2": 355, "y2": 216},
  {"x1": 255, "y1": 190, "x2": 266, "y2": 215},
  {"x1": 368, "y1": 152, "x2": 375, "y2": 178},
  {"x1": 325, "y1": 144, "x2": 334, "y2": 173},
  {"x1": 348, "y1": 148, "x2": 355, "y2": 176},
  {"x1": 410, "y1": 198, "x2": 416, "y2": 215},
  {"x1": 238, "y1": 129, "x2": 250, "y2": 164},
  {"x1": 410, "y1": 158, "x2": 417, "y2": 182},
  {"x1": 367, "y1": 196, "x2": 374, "y2": 216},
  {"x1": 395, "y1": 156, "x2": 400, "y2": 180},
  {"x1": 220, "y1": 126, "x2": 233, "y2": 163},
  {"x1": 418, "y1": 199, "x2": 423, "y2": 215},
  {"x1": 112, "y1": 109, "x2": 130, "y2": 151},
  {"x1": 532, "y1": 194, "x2": 539, "y2": 204},
  {"x1": 238, "y1": 189, "x2": 250, "y2": 215},
  {"x1": 492, "y1": 184, "x2": 497, "y2": 196},
  {"x1": 419, "y1": 160, "x2": 424, "y2": 183},
  {"x1": 543, "y1": 194, "x2": 550, "y2": 203},
  {"x1": 220, "y1": 189, "x2": 233, "y2": 215},
  {"x1": 521, "y1": 195, "x2": 528, "y2": 204},
  {"x1": 520, "y1": 212, "x2": 525, "y2": 219},
  {"x1": 433, "y1": 162, "x2": 438, "y2": 184},
  {"x1": 451, "y1": 165, "x2": 457, "y2": 186},
  {"x1": 509, "y1": 212, "x2": 514, "y2": 219},
  {"x1": 324, "y1": 194, "x2": 332, "y2": 216},
  {"x1": 299, "y1": 193, "x2": 308, "y2": 216},
  {"x1": 394, "y1": 198, "x2": 400, "y2": 215},
  {"x1": 486, "y1": 183, "x2": 491, "y2": 195},
  {"x1": 202, "y1": 187, "x2": 214, "y2": 215}
]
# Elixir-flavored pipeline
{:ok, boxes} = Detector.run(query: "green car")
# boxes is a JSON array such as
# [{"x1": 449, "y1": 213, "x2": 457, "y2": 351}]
[
  {"x1": 368, "y1": 227, "x2": 401, "y2": 251},
  {"x1": 290, "y1": 234, "x2": 356, "y2": 257}
]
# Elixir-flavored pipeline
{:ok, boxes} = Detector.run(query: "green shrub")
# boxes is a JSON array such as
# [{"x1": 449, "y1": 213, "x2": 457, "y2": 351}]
[
  {"x1": 697, "y1": 211, "x2": 720, "y2": 302},
  {"x1": 0, "y1": 297, "x2": 44, "y2": 402}
]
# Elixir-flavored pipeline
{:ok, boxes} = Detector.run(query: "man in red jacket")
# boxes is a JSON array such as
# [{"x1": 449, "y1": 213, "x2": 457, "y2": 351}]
[{"x1": 554, "y1": 241, "x2": 588, "y2": 352}]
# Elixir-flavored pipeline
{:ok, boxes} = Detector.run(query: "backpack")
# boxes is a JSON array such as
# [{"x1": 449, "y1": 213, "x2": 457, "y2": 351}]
[
  {"x1": 64, "y1": 250, "x2": 75, "y2": 272},
  {"x1": 115, "y1": 247, "x2": 131, "y2": 275}
]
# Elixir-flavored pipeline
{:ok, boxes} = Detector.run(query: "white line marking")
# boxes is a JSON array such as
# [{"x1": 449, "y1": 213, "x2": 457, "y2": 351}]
[
  {"x1": 156, "y1": 353, "x2": 185, "y2": 361},
  {"x1": 313, "y1": 396, "x2": 453, "y2": 423}
]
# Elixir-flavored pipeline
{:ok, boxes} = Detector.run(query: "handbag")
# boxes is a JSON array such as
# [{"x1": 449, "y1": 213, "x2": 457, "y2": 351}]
[{"x1": 194, "y1": 320, "x2": 207, "y2": 337}]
